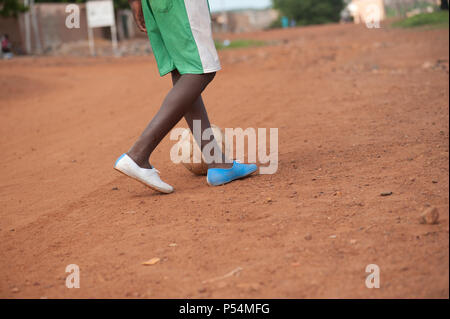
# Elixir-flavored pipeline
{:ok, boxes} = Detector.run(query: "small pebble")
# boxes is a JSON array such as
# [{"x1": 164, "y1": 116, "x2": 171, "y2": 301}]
[
  {"x1": 380, "y1": 191, "x2": 393, "y2": 197},
  {"x1": 142, "y1": 257, "x2": 160, "y2": 266},
  {"x1": 419, "y1": 207, "x2": 439, "y2": 225},
  {"x1": 304, "y1": 234, "x2": 312, "y2": 240}
]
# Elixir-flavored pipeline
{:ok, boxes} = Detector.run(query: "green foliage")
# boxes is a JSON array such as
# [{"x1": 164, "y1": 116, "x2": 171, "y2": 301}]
[
  {"x1": 272, "y1": 0, "x2": 344, "y2": 26},
  {"x1": 392, "y1": 11, "x2": 449, "y2": 28},
  {"x1": 385, "y1": 1, "x2": 440, "y2": 17},
  {"x1": 113, "y1": 0, "x2": 129, "y2": 10},
  {"x1": 0, "y1": 0, "x2": 27, "y2": 17}
]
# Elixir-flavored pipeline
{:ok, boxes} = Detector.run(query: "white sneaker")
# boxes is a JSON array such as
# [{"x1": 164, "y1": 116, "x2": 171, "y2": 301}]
[{"x1": 114, "y1": 154, "x2": 174, "y2": 194}]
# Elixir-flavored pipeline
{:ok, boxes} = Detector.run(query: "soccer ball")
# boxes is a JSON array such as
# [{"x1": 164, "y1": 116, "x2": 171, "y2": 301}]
[{"x1": 177, "y1": 124, "x2": 225, "y2": 176}]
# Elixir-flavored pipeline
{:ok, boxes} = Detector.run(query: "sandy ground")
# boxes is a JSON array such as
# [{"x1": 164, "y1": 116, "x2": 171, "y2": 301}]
[{"x1": 0, "y1": 23, "x2": 448, "y2": 299}]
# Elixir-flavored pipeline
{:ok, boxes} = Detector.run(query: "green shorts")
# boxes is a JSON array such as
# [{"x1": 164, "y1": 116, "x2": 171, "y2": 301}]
[{"x1": 142, "y1": 0, "x2": 222, "y2": 77}]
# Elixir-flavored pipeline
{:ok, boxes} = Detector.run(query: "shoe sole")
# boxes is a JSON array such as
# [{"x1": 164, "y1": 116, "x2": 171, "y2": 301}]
[
  {"x1": 207, "y1": 168, "x2": 258, "y2": 187},
  {"x1": 114, "y1": 166, "x2": 173, "y2": 194}
]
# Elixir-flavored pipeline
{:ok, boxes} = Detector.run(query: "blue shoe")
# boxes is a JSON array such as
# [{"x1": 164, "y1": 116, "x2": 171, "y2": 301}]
[{"x1": 207, "y1": 161, "x2": 258, "y2": 186}]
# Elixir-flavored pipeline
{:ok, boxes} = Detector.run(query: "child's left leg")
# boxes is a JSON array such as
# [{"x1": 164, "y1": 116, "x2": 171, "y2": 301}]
[
  {"x1": 114, "y1": 71, "x2": 216, "y2": 194},
  {"x1": 127, "y1": 72, "x2": 215, "y2": 169}
]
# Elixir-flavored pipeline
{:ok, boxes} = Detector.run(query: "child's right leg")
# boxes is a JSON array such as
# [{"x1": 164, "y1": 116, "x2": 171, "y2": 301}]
[
  {"x1": 171, "y1": 70, "x2": 232, "y2": 169},
  {"x1": 170, "y1": 70, "x2": 257, "y2": 186}
]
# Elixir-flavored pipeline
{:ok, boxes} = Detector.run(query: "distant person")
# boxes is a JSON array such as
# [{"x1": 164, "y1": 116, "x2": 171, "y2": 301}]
[
  {"x1": 441, "y1": 0, "x2": 449, "y2": 10},
  {"x1": 1, "y1": 34, "x2": 13, "y2": 59},
  {"x1": 281, "y1": 16, "x2": 290, "y2": 28},
  {"x1": 113, "y1": 0, "x2": 258, "y2": 194}
]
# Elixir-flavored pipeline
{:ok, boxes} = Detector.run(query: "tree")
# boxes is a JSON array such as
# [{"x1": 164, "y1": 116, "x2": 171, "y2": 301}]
[
  {"x1": 0, "y1": 0, "x2": 27, "y2": 17},
  {"x1": 272, "y1": 0, "x2": 345, "y2": 26}
]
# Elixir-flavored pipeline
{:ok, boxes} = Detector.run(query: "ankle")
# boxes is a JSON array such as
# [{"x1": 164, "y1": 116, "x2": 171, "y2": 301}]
[
  {"x1": 208, "y1": 162, "x2": 233, "y2": 169},
  {"x1": 126, "y1": 152, "x2": 152, "y2": 169}
]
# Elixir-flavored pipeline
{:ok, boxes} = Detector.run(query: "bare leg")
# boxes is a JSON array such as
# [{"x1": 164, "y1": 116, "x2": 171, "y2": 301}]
[
  {"x1": 127, "y1": 72, "x2": 215, "y2": 168},
  {"x1": 171, "y1": 70, "x2": 232, "y2": 169}
]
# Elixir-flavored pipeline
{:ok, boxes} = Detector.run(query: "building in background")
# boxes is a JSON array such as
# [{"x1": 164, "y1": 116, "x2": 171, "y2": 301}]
[
  {"x1": 0, "y1": 15, "x2": 24, "y2": 54},
  {"x1": 0, "y1": 2, "x2": 146, "y2": 55},
  {"x1": 341, "y1": 0, "x2": 442, "y2": 24},
  {"x1": 212, "y1": 9, "x2": 278, "y2": 33},
  {"x1": 344, "y1": 0, "x2": 386, "y2": 25},
  {"x1": 6, "y1": 1, "x2": 444, "y2": 56},
  {"x1": 1, "y1": 3, "x2": 277, "y2": 55}
]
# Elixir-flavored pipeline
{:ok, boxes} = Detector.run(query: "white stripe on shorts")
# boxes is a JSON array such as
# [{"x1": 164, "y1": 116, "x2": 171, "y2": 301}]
[{"x1": 183, "y1": 0, "x2": 221, "y2": 73}]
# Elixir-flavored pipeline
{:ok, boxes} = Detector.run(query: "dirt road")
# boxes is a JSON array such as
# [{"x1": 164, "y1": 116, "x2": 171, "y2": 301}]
[{"x1": 0, "y1": 23, "x2": 448, "y2": 298}]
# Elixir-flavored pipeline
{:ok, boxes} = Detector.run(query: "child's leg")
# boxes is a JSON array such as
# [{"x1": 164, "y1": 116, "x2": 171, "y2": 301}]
[
  {"x1": 127, "y1": 72, "x2": 215, "y2": 169},
  {"x1": 171, "y1": 70, "x2": 232, "y2": 169}
]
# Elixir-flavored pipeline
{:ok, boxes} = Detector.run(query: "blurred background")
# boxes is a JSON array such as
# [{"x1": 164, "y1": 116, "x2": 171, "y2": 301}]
[{"x1": 1, "y1": 0, "x2": 448, "y2": 58}]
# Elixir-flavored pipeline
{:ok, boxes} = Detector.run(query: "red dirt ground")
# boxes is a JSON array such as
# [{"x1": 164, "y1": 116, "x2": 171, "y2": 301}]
[{"x1": 0, "y1": 23, "x2": 448, "y2": 299}]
